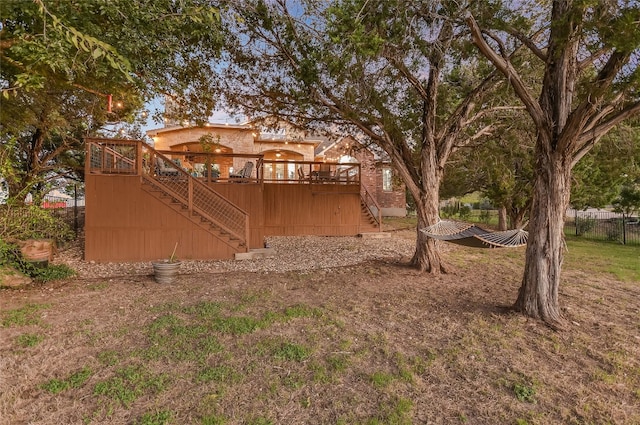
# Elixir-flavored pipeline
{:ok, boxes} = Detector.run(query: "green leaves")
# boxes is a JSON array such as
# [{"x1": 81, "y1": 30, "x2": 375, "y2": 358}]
[
  {"x1": 38, "y1": 0, "x2": 133, "y2": 80},
  {"x1": 1, "y1": 0, "x2": 226, "y2": 198}
]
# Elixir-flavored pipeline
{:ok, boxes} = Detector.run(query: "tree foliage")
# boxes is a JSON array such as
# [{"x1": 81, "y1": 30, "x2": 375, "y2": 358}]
[
  {"x1": 0, "y1": 0, "x2": 224, "y2": 201},
  {"x1": 222, "y1": 0, "x2": 518, "y2": 272},
  {"x1": 571, "y1": 122, "x2": 640, "y2": 210},
  {"x1": 468, "y1": 0, "x2": 640, "y2": 326},
  {"x1": 443, "y1": 108, "x2": 536, "y2": 230}
]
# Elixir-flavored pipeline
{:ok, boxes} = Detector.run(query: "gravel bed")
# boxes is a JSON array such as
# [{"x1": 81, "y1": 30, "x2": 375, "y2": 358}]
[{"x1": 56, "y1": 231, "x2": 419, "y2": 279}]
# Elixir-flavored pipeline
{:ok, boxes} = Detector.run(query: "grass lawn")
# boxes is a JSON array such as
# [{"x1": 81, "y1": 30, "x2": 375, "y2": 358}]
[
  {"x1": 0, "y1": 227, "x2": 638, "y2": 425},
  {"x1": 563, "y1": 236, "x2": 640, "y2": 282}
]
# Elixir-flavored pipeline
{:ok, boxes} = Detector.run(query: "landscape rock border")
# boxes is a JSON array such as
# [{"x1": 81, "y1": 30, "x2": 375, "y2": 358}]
[{"x1": 54, "y1": 231, "x2": 427, "y2": 279}]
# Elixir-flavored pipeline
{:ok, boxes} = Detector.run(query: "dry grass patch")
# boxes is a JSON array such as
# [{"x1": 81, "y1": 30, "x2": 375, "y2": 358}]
[{"x1": 1, "y1": 238, "x2": 639, "y2": 424}]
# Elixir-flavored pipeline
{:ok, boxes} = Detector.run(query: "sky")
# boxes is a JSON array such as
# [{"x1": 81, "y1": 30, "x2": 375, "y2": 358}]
[{"x1": 140, "y1": 97, "x2": 241, "y2": 134}]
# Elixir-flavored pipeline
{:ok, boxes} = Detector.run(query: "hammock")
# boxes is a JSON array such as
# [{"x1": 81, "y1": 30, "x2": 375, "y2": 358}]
[{"x1": 420, "y1": 220, "x2": 528, "y2": 248}]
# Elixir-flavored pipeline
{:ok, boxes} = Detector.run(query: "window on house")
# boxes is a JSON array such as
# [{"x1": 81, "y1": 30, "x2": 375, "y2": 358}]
[{"x1": 382, "y1": 168, "x2": 393, "y2": 191}]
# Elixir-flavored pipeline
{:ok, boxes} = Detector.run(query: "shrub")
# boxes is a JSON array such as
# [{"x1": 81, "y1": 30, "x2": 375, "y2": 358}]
[
  {"x1": 479, "y1": 209, "x2": 492, "y2": 224},
  {"x1": 0, "y1": 238, "x2": 23, "y2": 267},
  {"x1": 0, "y1": 238, "x2": 75, "y2": 282},
  {"x1": 28, "y1": 263, "x2": 75, "y2": 282},
  {"x1": 0, "y1": 204, "x2": 74, "y2": 243},
  {"x1": 575, "y1": 215, "x2": 597, "y2": 235},
  {"x1": 606, "y1": 220, "x2": 622, "y2": 241},
  {"x1": 458, "y1": 205, "x2": 472, "y2": 220},
  {"x1": 440, "y1": 204, "x2": 458, "y2": 218}
]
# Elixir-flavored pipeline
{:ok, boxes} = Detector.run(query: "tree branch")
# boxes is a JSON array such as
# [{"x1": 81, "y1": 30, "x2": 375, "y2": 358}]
[
  {"x1": 465, "y1": 13, "x2": 545, "y2": 128},
  {"x1": 504, "y1": 26, "x2": 547, "y2": 62},
  {"x1": 562, "y1": 50, "x2": 632, "y2": 153},
  {"x1": 435, "y1": 67, "x2": 506, "y2": 168},
  {"x1": 572, "y1": 100, "x2": 640, "y2": 166}
]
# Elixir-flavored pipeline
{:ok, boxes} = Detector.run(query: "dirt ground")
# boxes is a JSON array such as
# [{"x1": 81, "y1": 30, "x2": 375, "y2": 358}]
[{"x1": 1, "y1": 231, "x2": 639, "y2": 425}]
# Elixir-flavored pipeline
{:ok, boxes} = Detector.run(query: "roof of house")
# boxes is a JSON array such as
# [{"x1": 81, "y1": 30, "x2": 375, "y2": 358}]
[
  {"x1": 146, "y1": 122, "x2": 252, "y2": 137},
  {"x1": 315, "y1": 136, "x2": 391, "y2": 163}
]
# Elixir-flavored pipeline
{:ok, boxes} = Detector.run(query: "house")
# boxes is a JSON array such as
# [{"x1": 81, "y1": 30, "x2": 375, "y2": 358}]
[
  {"x1": 83, "y1": 121, "x2": 405, "y2": 262},
  {"x1": 147, "y1": 123, "x2": 405, "y2": 216},
  {"x1": 315, "y1": 136, "x2": 406, "y2": 217}
]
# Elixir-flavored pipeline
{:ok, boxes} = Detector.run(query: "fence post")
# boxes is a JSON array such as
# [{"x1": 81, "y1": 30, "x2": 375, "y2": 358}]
[
  {"x1": 575, "y1": 209, "x2": 578, "y2": 236},
  {"x1": 622, "y1": 213, "x2": 627, "y2": 245}
]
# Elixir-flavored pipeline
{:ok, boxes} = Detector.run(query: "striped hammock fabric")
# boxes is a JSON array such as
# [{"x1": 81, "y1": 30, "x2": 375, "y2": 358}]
[{"x1": 420, "y1": 220, "x2": 528, "y2": 248}]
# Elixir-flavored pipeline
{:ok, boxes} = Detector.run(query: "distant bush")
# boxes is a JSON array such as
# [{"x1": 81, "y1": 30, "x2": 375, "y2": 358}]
[
  {"x1": 576, "y1": 215, "x2": 597, "y2": 235},
  {"x1": 606, "y1": 220, "x2": 622, "y2": 241},
  {"x1": 458, "y1": 205, "x2": 472, "y2": 220},
  {"x1": 479, "y1": 210, "x2": 492, "y2": 224},
  {"x1": 479, "y1": 198, "x2": 494, "y2": 210},
  {"x1": 440, "y1": 204, "x2": 458, "y2": 218}
]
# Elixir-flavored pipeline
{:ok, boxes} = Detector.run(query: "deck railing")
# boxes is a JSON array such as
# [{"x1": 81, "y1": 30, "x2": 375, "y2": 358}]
[
  {"x1": 263, "y1": 160, "x2": 361, "y2": 184},
  {"x1": 86, "y1": 138, "x2": 138, "y2": 174},
  {"x1": 141, "y1": 146, "x2": 250, "y2": 245},
  {"x1": 153, "y1": 151, "x2": 361, "y2": 185},
  {"x1": 156, "y1": 150, "x2": 265, "y2": 184}
]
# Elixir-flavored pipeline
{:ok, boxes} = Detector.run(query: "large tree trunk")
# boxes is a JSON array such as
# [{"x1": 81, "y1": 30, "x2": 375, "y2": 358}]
[
  {"x1": 498, "y1": 206, "x2": 508, "y2": 230},
  {"x1": 410, "y1": 157, "x2": 447, "y2": 273},
  {"x1": 411, "y1": 193, "x2": 447, "y2": 273},
  {"x1": 514, "y1": 145, "x2": 571, "y2": 328}
]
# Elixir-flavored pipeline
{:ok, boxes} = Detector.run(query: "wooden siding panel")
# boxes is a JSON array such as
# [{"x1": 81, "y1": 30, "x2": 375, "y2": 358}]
[
  {"x1": 86, "y1": 176, "x2": 364, "y2": 262},
  {"x1": 262, "y1": 184, "x2": 361, "y2": 236},
  {"x1": 85, "y1": 175, "x2": 243, "y2": 262},
  {"x1": 205, "y1": 182, "x2": 265, "y2": 248}
]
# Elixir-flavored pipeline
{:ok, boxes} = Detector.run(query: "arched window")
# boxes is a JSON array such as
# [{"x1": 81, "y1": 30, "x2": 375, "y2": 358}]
[{"x1": 382, "y1": 167, "x2": 393, "y2": 191}]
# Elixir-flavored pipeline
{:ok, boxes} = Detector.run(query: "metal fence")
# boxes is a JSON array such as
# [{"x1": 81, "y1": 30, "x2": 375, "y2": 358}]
[
  {"x1": 448, "y1": 207, "x2": 639, "y2": 246},
  {"x1": 40, "y1": 194, "x2": 85, "y2": 236},
  {"x1": 1, "y1": 193, "x2": 85, "y2": 239},
  {"x1": 565, "y1": 209, "x2": 640, "y2": 246}
]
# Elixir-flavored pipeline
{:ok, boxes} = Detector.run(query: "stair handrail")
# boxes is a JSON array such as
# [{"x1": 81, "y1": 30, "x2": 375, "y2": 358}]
[
  {"x1": 360, "y1": 184, "x2": 382, "y2": 232},
  {"x1": 141, "y1": 144, "x2": 250, "y2": 247}
]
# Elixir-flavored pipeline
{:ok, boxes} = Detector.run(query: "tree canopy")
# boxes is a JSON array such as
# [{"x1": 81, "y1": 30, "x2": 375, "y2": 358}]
[
  {"x1": 571, "y1": 121, "x2": 640, "y2": 210},
  {"x1": 221, "y1": 0, "x2": 519, "y2": 272},
  {"x1": 0, "y1": 0, "x2": 224, "y2": 200}
]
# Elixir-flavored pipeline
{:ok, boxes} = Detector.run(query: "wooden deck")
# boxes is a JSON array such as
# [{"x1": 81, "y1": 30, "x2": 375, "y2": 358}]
[{"x1": 84, "y1": 138, "x2": 381, "y2": 262}]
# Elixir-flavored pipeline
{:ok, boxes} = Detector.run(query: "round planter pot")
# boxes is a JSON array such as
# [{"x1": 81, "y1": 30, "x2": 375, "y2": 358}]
[{"x1": 151, "y1": 261, "x2": 181, "y2": 284}]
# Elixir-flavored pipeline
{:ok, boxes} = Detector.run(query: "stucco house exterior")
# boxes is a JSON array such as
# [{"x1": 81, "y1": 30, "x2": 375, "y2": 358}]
[{"x1": 146, "y1": 122, "x2": 406, "y2": 216}]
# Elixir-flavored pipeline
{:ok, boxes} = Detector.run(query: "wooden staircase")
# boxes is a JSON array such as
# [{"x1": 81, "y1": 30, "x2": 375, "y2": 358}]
[
  {"x1": 139, "y1": 148, "x2": 249, "y2": 253},
  {"x1": 359, "y1": 185, "x2": 382, "y2": 234},
  {"x1": 141, "y1": 178, "x2": 245, "y2": 250},
  {"x1": 359, "y1": 200, "x2": 381, "y2": 233}
]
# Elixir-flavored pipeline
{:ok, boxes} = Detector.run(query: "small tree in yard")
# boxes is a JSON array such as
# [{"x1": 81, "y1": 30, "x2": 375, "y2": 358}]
[
  {"x1": 443, "y1": 107, "x2": 536, "y2": 231},
  {"x1": 613, "y1": 184, "x2": 640, "y2": 216},
  {"x1": 571, "y1": 121, "x2": 640, "y2": 211},
  {"x1": 467, "y1": 1, "x2": 640, "y2": 327}
]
